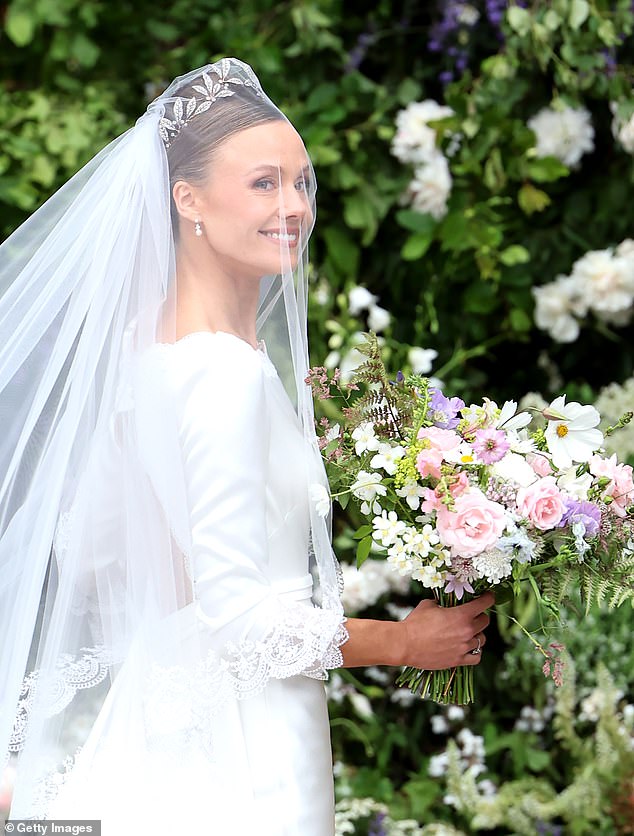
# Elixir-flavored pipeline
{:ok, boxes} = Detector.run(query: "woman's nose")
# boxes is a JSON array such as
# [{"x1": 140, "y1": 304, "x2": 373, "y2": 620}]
[{"x1": 280, "y1": 183, "x2": 308, "y2": 220}]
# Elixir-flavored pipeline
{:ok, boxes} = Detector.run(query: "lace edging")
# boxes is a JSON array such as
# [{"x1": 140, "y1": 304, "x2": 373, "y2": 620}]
[{"x1": 143, "y1": 602, "x2": 348, "y2": 749}]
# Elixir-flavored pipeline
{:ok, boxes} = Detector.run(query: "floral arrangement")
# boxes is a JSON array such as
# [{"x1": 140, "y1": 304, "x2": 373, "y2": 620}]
[{"x1": 308, "y1": 335, "x2": 634, "y2": 704}]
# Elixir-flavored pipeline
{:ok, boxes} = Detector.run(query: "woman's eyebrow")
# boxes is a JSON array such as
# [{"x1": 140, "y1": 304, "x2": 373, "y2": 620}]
[{"x1": 246, "y1": 163, "x2": 312, "y2": 176}]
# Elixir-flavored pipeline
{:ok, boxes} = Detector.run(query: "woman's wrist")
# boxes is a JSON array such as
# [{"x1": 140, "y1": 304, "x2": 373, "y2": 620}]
[{"x1": 340, "y1": 616, "x2": 406, "y2": 668}]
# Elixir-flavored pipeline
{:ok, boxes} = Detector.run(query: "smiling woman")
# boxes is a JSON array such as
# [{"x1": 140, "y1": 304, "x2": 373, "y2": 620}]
[{"x1": 0, "y1": 57, "x2": 492, "y2": 835}]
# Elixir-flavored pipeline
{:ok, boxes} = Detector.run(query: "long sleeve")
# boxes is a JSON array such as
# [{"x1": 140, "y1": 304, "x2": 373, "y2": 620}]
[{"x1": 162, "y1": 333, "x2": 347, "y2": 698}]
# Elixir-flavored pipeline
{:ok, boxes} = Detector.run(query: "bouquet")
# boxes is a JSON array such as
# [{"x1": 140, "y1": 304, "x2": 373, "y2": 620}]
[{"x1": 307, "y1": 334, "x2": 634, "y2": 704}]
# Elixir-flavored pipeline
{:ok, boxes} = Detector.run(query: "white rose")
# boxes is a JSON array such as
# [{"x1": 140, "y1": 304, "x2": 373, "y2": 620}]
[
  {"x1": 528, "y1": 105, "x2": 594, "y2": 168},
  {"x1": 572, "y1": 249, "x2": 634, "y2": 314},
  {"x1": 611, "y1": 102, "x2": 634, "y2": 154},
  {"x1": 408, "y1": 152, "x2": 452, "y2": 220},
  {"x1": 557, "y1": 466, "x2": 593, "y2": 500},
  {"x1": 532, "y1": 278, "x2": 584, "y2": 343},
  {"x1": 392, "y1": 100, "x2": 454, "y2": 164},
  {"x1": 491, "y1": 452, "x2": 538, "y2": 488}
]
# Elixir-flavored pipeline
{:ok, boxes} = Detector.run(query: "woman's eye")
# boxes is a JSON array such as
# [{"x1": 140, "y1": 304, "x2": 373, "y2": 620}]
[
  {"x1": 295, "y1": 177, "x2": 311, "y2": 192},
  {"x1": 254, "y1": 179, "x2": 275, "y2": 190}
]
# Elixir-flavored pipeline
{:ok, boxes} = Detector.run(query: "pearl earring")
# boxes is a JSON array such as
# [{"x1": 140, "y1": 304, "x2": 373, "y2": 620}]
[{"x1": 194, "y1": 219, "x2": 203, "y2": 237}]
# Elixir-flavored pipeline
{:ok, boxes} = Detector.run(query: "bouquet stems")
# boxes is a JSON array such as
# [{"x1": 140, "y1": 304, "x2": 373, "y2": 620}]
[{"x1": 395, "y1": 589, "x2": 476, "y2": 705}]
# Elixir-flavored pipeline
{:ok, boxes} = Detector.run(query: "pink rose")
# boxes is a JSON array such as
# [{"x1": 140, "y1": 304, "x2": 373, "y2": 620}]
[
  {"x1": 516, "y1": 476, "x2": 565, "y2": 530},
  {"x1": 589, "y1": 453, "x2": 634, "y2": 518},
  {"x1": 416, "y1": 448, "x2": 444, "y2": 480},
  {"x1": 416, "y1": 427, "x2": 462, "y2": 480},
  {"x1": 436, "y1": 489, "x2": 507, "y2": 557},
  {"x1": 527, "y1": 453, "x2": 553, "y2": 478}
]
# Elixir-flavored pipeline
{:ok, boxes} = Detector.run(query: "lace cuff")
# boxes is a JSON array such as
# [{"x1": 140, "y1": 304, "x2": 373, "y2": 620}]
[{"x1": 212, "y1": 601, "x2": 348, "y2": 699}]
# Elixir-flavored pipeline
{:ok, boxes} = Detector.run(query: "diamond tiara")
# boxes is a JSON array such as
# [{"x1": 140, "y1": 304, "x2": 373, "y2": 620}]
[{"x1": 158, "y1": 58, "x2": 264, "y2": 148}]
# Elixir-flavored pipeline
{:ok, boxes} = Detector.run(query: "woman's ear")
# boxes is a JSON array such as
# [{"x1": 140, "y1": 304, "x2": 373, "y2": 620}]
[{"x1": 172, "y1": 180, "x2": 199, "y2": 223}]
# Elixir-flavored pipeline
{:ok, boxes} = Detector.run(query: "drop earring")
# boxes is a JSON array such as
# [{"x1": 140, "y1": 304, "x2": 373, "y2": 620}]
[{"x1": 194, "y1": 219, "x2": 203, "y2": 237}]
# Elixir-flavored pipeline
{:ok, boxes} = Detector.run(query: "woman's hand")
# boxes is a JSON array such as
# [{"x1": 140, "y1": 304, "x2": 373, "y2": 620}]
[
  {"x1": 398, "y1": 592, "x2": 494, "y2": 669},
  {"x1": 340, "y1": 592, "x2": 494, "y2": 670}
]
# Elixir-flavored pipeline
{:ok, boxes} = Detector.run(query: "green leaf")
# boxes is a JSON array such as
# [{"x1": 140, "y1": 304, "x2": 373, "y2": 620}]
[
  {"x1": 395, "y1": 210, "x2": 437, "y2": 234},
  {"x1": 569, "y1": 0, "x2": 590, "y2": 30},
  {"x1": 71, "y1": 33, "x2": 100, "y2": 67},
  {"x1": 401, "y1": 230, "x2": 434, "y2": 261},
  {"x1": 353, "y1": 524, "x2": 373, "y2": 540},
  {"x1": 518, "y1": 183, "x2": 551, "y2": 215},
  {"x1": 543, "y1": 9, "x2": 561, "y2": 31},
  {"x1": 507, "y1": 6, "x2": 532, "y2": 36},
  {"x1": 526, "y1": 157, "x2": 569, "y2": 182},
  {"x1": 509, "y1": 307, "x2": 533, "y2": 332},
  {"x1": 356, "y1": 536, "x2": 373, "y2": 568},
  {"x1": 5, "y1": 9, "x2": 36, "y2": 46},
  {"x1": 500, "y1": 245, "x2": 530, "y2": 266},
  {"x1": 323, "y1": 226, "x2": 360, "y2": 276}
]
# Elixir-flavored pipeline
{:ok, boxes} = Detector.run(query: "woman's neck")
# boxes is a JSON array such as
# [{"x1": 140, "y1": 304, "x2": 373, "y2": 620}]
[{"x1": 174, "y1": 245, "x2": 260, "y2": 349}]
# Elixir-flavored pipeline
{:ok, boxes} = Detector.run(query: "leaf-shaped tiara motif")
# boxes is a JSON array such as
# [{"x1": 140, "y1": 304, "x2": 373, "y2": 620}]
[{"x1": 158, "y1": 59, "x2": 264, "y2": 148}]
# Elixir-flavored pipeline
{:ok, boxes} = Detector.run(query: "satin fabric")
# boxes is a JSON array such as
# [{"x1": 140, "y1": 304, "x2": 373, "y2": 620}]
[{"x1": 47, "y1": 331, "x2": 340, "y2": 834}]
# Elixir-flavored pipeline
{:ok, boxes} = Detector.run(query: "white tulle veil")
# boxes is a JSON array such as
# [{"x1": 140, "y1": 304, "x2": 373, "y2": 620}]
[{"x1": 0, "y1": 57, "x2": 343, "y2": 819}]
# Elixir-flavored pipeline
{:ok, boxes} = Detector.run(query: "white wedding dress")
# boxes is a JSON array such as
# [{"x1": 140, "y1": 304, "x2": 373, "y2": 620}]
[{"x1": 45, "y1": 331, "x2": 347, "y2": 835}]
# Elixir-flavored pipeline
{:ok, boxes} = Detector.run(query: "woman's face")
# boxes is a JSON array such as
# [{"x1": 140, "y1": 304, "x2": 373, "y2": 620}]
[{"x1": 188, "y1": 119, "x2": 313, "y2": 278}]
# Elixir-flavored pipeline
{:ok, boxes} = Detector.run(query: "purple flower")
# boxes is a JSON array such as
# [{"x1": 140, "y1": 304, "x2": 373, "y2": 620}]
[
  {"x1": 444, "y1": 573, "x2": 475, "y2": 600},
  {"x1": 473, "y1": 428, "x2": 510, "y2": 464},
  {"x1": 559, "y1": 498, "x2": 601, "y2": 537},
  {"x1": 368, "y1": 812, "x2": 388, "y2": 836},
  {"x1": 429, "y1": 388, "x2": 465, "y2": 429}
]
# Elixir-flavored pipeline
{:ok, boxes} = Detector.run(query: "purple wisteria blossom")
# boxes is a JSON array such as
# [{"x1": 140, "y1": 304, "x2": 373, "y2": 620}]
[
  {"x1": 559, "y1": 498, "x2": 601, "y2": 537},
  {"x1": 429, "y1": 388, "x2": 465, "y2": 429},
  {"x1": 444, "y1": 573, "x2": 475, "y2": 600},
  {"x1": 368, "y1": 812, "x2": 388, "y2": 836},
  {"x1": 473, "y1": 427, "x2": 510, "y2": 464}
]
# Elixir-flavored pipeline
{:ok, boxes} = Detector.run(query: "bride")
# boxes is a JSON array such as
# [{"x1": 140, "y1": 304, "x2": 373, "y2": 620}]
[{"x1": 0, "y1": 58, "x2": 492, "y2": 834}]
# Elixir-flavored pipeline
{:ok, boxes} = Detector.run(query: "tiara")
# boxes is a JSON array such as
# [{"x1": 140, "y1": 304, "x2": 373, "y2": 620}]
[{"x1": 158, "y1": 58, "x2": 264, "y2": 148}]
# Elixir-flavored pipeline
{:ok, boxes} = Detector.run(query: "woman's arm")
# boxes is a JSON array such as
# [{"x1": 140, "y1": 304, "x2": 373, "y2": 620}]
[{"x1": 340, "y1": 592, "x2": 494, "y2": 669}]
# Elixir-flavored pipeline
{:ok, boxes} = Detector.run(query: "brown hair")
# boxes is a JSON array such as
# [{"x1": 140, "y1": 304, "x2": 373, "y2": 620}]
[{"x1": 165, "y1": 84, "x2": 282, "y2": 234}]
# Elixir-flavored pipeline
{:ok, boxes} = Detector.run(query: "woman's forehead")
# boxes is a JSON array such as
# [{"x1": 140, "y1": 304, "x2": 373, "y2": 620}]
[{"x1": 215, "y1": 120, "x2": 310, "y2": 172}]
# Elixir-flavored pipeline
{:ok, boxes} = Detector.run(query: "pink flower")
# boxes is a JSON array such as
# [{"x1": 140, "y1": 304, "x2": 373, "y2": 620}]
[
  {"x1": 589, "y1": 453, "x2": 634, "y2": 518},
  {"x1": 473, "y1": 428, "x2": 510, "y2": 464},
  {"x1": 516, "y1": 476, "x2": 565, "y2": 530},
  {"x1": 527, "y1": 453, "x2": 553, "y2": 477},
  {"x1": 436, "y1": 489, "x2": 507, "y2": 557},
  {"x1": 416, "y1": 448, "x2": 444, "y2": 480},
  {"x1": 416, "y1": 427, "x2": 462, "y2": 480}
]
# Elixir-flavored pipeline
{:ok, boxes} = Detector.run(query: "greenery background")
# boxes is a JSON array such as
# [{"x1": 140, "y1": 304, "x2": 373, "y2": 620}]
[{"x1": 1, "y1": 1, "x2": 633, "y2": 833}]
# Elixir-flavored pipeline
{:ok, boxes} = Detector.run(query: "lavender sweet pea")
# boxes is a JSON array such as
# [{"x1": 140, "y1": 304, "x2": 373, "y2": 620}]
[
  {"x1": 560, "y1": 498, "x2": 602, "y2": 537},
  {"x1": 429, "y1": 388, "x2": 465, "y2": 429}
]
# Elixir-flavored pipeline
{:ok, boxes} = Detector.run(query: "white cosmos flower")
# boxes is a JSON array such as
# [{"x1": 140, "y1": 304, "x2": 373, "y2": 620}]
[
  {"x1": 370, "y1": 442, "x2": 406, "y2": 475},
  {"x1": 408, "y1": 152, "x2": 452, "y2": 219},
  {"x1": 348, "y1": 285, "x2": 378, "y2": 315},
  {"x1": 351, "y1": 421, "x2": 380, "y2": 455},
  {"x1": 528, "y1": 105, "x2": 595, "y2": 168},
  {"x1": 496, "y1": 400, "x2": 532, "y2": 431},
  {"x1": 367, "y1": 304, "x2": 391, "y2": 332},
  {"x1": 543, "y1": 395, "x2": 604, "y2": 469},
  {"x1": 408, "y1": 346, "x2": 438, "y2": 374},
  {"x1": 507, "y1": 429, "x2": 537, "y2": 454},
  {"x1": 309, "y1": 483, "x2": 331, "y2": 517}
]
